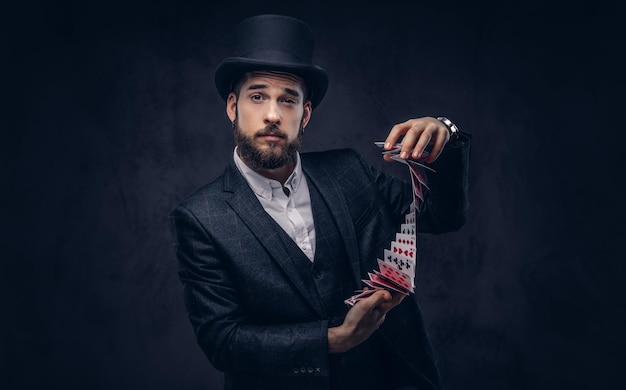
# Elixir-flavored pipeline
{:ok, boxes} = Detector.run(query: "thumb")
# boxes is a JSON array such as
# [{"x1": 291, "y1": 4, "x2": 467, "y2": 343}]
[{"x1": 366, "y1": 290, "x2": 392, "y2": 310}]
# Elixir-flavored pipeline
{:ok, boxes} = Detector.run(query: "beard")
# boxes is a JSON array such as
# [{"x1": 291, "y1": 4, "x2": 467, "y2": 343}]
[{"x1": 234, "y1": 120, "x2": 304, "y2": 170}]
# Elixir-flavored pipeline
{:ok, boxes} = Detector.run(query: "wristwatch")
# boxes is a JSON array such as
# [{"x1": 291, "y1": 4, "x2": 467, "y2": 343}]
[{"x1": 437, "y1": 117, "x2": 460, "y2": 142}]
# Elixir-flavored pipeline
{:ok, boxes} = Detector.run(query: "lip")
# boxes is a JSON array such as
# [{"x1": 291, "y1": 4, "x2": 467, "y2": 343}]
[{"x1": 258, "y1": 134, "x2": 285, "y2": 142}]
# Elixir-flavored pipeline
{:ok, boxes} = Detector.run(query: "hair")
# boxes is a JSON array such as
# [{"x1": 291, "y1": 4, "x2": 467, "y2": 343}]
[{"x1": 231, "y1": 71, "x2": 311, "y2": 102}]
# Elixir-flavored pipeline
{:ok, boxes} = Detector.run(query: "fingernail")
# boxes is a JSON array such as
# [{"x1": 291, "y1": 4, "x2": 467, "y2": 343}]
[
  {"x1": 400, "y1": 151, "x2": 408, "y2": 159},
  {"x1": 384, "y1": 142, "x2": 391, "y2": 149}
]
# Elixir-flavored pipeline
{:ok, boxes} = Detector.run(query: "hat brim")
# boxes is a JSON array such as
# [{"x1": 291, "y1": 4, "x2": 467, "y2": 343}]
[{"x1": 214, "y1": 57, "x2": 329, "y2": 109}]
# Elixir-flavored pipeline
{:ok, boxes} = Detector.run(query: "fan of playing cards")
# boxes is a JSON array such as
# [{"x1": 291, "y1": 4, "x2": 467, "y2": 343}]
[{"x1": 344, "y1": 142, "x2": 435, "y2": 306}]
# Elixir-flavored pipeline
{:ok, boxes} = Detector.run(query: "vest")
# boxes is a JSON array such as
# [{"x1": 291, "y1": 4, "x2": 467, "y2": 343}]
[{"x1": 275, "y1": 179, "x2": 398, "y2": 389}]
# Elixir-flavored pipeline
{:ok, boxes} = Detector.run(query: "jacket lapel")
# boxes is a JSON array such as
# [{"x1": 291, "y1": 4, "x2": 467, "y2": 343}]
[
  {"x1": 301, "y1": 156, "x2": 363, "y2": 288},
  {"x1": 222, "y1": 163, "x2": 325, "y2": 316}
]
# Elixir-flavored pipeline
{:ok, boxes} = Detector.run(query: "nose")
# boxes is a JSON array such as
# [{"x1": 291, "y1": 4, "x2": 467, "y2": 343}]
[{"x1": 264, "y1": 101, "x2": 281, "y2": 125}]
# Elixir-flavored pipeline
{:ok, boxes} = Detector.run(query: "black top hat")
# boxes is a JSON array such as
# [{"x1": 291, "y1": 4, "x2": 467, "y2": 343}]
[{"x1": 214, "y1": 14, "x2": 329, "y2": 109}]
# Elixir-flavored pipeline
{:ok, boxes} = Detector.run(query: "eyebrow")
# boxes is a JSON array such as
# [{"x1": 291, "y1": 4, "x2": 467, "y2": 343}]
[
  {"x1": 246, "y1": 84, "x2": 301, "y2": 98},
  {"x1": 283, "y1": 88, "x2": 300, "y2": 98}
]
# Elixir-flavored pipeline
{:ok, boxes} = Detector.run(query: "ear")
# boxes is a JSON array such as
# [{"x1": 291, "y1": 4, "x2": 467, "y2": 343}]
[
  {"x1": 301, "y1": 100, "x2": 312, "y2": 128},
  {"x1": 226, "y1": 92, "x2": 237, "y2": 122}
]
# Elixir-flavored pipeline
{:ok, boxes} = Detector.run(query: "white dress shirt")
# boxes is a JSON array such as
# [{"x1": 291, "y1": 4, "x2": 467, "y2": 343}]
[{"x1": 233, "y1": 148, "x2": 316, "y2": 261}]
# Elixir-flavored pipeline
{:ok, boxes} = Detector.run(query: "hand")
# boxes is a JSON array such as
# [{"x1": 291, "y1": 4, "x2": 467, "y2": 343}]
[
  {"x1": 383, "y1": 117, "x2": 450, "y2": 164},
  {"x1": 328, "y1": 289, "x2": 406, "y2": 353}
]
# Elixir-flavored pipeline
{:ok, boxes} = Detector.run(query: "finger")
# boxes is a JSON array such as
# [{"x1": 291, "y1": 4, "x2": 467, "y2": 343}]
[
  {"x1": 383, "y1": 121, "x2": 411, "y2": 151},
  {"x1": 399, "y1": 126, "x2": 423, "y2": 160},
  {"x1": 378, "y1": 292, "x2": 406, "y2": 313},
  {"x1": 424, "y1": 125, "x2": 448, "y2": 163},
  {"x1": 411, "y1": 131, "x2": 432, "y2": 160},
  {"x1": 366, "y1": 290, "x2": 392, "y2": 310},
  {"x1": 373, "y1": 289, "x2": 392, "y2": 303},
  {"x1": 351, "y1": 290, "x2": 388, "y2": 314},
  {"x1": 412, "y1": 120, "x2": 444, "y2": 159}
]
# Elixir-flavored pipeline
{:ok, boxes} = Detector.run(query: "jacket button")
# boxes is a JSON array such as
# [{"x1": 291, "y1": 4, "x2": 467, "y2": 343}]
[
  {"x1": 293, "y1": 367, "x2": 299, "y2": 374},
  {"x1": 307, "y1": 366, "x2": 314, "y2": 373},
  {"x1": 300, "y1": 366, "x2": 306, "y2": 373},
  {"x1": 312, "y1": 269, "x2": 321, "y2": 279}
]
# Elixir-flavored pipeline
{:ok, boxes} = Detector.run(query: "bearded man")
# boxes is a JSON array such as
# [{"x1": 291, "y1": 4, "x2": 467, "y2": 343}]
[{"x1": 170, "y1": 14, "x2": 470, "y2": 390}]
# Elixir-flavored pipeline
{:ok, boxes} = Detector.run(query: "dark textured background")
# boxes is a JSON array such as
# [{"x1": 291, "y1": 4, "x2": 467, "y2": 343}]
[{"x1": 3, "y1": 1, "x2": 625, "y2": 389}]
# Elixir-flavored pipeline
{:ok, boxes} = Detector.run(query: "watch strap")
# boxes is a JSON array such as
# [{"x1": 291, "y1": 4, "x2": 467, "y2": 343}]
[{"x1": 437, "y1": 116, "x2": 460, "y2": 142}]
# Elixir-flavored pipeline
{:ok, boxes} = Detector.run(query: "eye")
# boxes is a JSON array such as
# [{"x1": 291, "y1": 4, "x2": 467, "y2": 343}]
[
  {"x1": 281, "y1": 97, "x2": 297, "y2": 105},
  {"x1": 250, "y1": 94, "x2": 263, "y2": 101}
]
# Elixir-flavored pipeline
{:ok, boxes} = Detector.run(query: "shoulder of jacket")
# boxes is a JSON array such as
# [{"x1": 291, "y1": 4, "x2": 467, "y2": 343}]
[{"x1": 172, "y1": 169, "x2": 229, "y2": 212}]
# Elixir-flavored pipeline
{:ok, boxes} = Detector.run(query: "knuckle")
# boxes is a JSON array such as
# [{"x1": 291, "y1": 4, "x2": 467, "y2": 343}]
[{"x1": 391, "y1": 123, "x2": 405, "y2": 133}]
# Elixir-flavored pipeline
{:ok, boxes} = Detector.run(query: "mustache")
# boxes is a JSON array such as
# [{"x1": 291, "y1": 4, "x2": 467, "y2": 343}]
[{"x1": 255, "y1": 125, "x2": 287, "y2": 138}]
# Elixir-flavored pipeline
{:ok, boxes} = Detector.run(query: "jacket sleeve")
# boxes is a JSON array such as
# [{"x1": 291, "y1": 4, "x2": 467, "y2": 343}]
[
  {"x1": 419, "y1": 131, "x2": 471, "y2": 233},
  {"x1": 169, "y1": 204, "x2": 330, "y2": 378}
]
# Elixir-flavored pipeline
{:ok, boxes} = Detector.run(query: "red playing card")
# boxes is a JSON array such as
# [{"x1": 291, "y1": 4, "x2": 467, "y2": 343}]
[
  {"x1": 391, "y1": 241, "x2": 415, "y2": 262},
  {"x1": 353, "y1": 289, "x2": 377, "y2": 300},
  {"x1": 371, "y1": 273, "x2": 410, "y2": 295},
  {"x1": 363, "y1": 272, "x2": 405, "y2": 294},
  {"x1": 344, "y1": 289, "x2": 377, "y2": 306},
  {"x1": 362, "y1": 278, "x2": 388, "y2": 292},
  {"x1": 408, "y1": 164, "x2": 429, "y2": 187},
  {"x1": 377, "y1": 260, "x2": 412, "y2": 291},
  {"x1": 396, "y1": 233, "x2": 415, "y2": 247}
]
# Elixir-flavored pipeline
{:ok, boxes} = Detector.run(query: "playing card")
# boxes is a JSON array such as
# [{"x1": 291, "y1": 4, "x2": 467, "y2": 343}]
[
  {"x1": 344, "y1": 140, "x2": 433, "y2": 306},
  {"x1": 374, "y1": 141, "x2": 402, "y2": 150},
  {"x1": 343, "y1": 288, "x2": 377, "y2": 306},
  {"x1": 367, "y1": 272, "x2": 408, "y2": 295},
  {"x1": 400, "y1": 223, "x2": 416, "y2": 236},
  {"x1": 409, "y1": 172, "x2": 424, "y2": 204},
  {"x1": 408, "y1": 164, "x2": 429, "y2": 188},
  {"x1": 390, "y1": 241, "x2": 415, "y2": 262},
  {"x1": 395, "y1": 233, "x2": 415, "y2": 247},
  {"x1": 374, "y1": 141, "x2": 431, "y2": 160},
  {"x1": 377, "y1": 260, "x2": 412, "y2": 292},
  {"x1": 406, "y1": 158, "x2": 436, "y2": 172},
  {"x1": 362, "y1": 276, "x2": 397, "y2": 293},
  {"x1": 384, "y1": 248, "x2": 414, "y2": 273}
]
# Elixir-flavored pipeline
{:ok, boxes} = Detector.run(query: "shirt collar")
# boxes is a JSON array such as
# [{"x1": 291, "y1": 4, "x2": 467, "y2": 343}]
[{"x1": 233, "y1": 147, "x2": 303, "y2": 200}]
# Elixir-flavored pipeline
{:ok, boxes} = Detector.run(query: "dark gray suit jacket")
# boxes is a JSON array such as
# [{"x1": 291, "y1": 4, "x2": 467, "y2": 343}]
[{"x1": 170, "y1": 138, "x2": 470, "y2": 390}]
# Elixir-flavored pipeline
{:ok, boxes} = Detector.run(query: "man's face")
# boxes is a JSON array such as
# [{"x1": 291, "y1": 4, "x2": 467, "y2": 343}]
[{"x1": 227, "y1": 71, "x2": 312, "y2": 170}]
